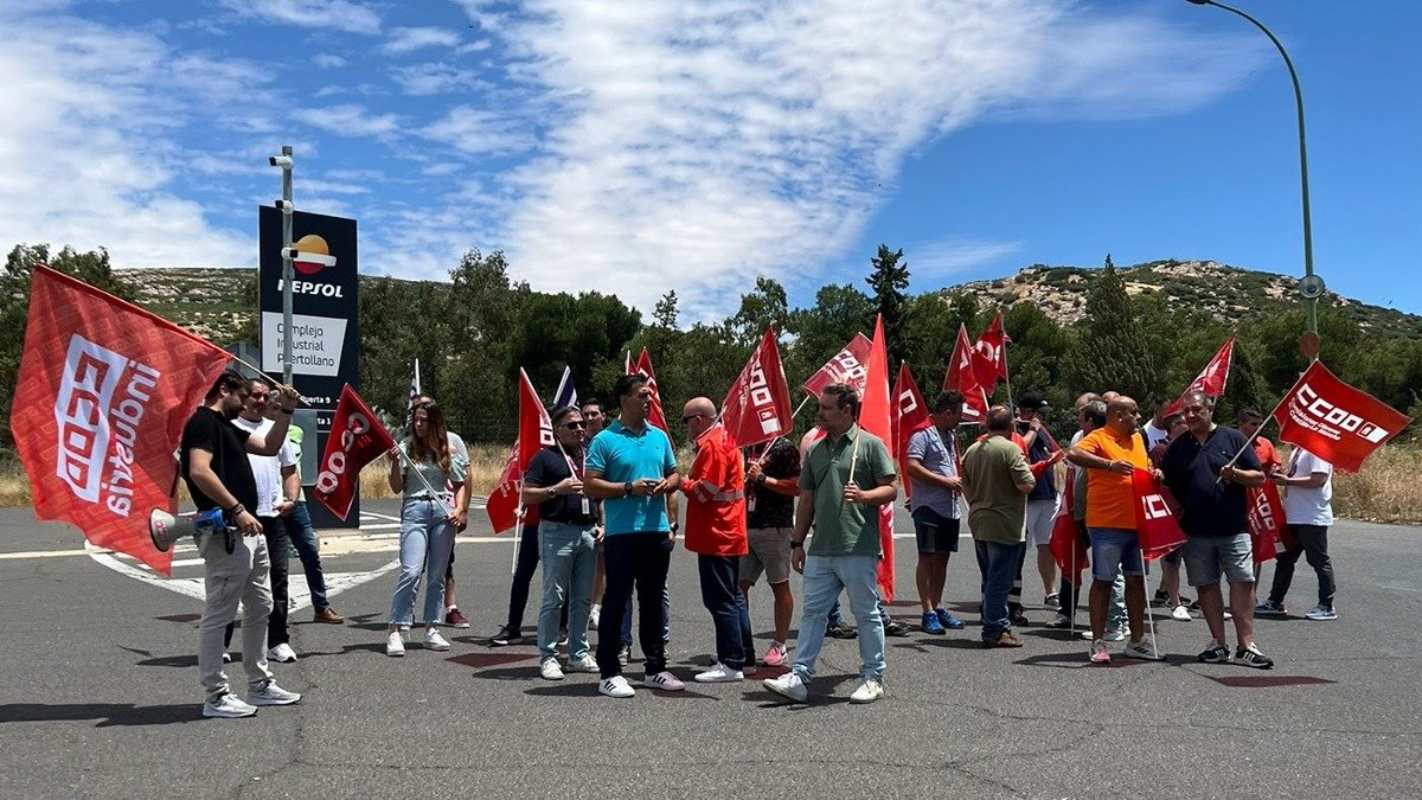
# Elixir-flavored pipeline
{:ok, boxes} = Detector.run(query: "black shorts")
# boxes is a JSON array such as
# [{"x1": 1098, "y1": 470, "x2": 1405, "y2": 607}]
[{"x1": 913, "y1": 506, "x2": 960, "y2": 554}]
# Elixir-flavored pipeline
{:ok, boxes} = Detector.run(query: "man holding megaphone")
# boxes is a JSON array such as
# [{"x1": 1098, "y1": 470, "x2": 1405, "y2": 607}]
[{"x1": 178, "y1": 369, "x2": 304, "y2": 719}]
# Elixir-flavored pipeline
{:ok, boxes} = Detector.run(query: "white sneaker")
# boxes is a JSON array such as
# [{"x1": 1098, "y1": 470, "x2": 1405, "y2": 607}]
[
  {"x1": 1104, "y1": 626, "x2": 1129, "y2": 642},
  {"x1": 643, "y1": 671, "x2": 686, "y2": 692},
  {"x1": 203, "y1": 693, "x2": 257, "y2": 719},
  {"x1": 540, "y1": 658, "x2": 565, "y2": 681},
  {"x1": 221, "y1": 651, "x2": 233, "y2": 664},
  {"x1": 1171, "y1": 605, "x2": 1192, "y2": 622},
  {"x1": 1122, "y1": 639, "x2": 1164, "y2": 661},
  {"x1": 1223, "y1": 609, "x2": 1234, "y2": 621},
  {"x1": 566, "y1": 654, "x2": 599, "y2": 673},
  {"x1": 599, "y1": 675, "x2": 635, "y2": 698},
  {"x1": 1305, "y1": 605, "x2": 1338, "y2": 621},
  {"x1": 849, "y1": 679, "x2": 885, "y2": 704},
  {"x1": 386, "y1": 630, "x2": 405, "y2": 657},
  {"x1": 248, "y1": 679, "x2": 302, "y2": 706},
  {"x1": 589, "y1": 604, "x2": 601, "y2": 629},
  {"x1": 424, "y1": 627, "x2": 451, "y2": 651},
  {"x1": 266, "y1": 643, "x2": 297, "y2": 663},
  {"x1": 763, "y1": 671, "x2": 809, "y2": 703},
  {"x1": 694, "y1": 662, "x2": 744, "y2": 683}
]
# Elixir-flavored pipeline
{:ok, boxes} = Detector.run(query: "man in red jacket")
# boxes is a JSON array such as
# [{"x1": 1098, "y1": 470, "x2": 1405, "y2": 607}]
[{"x1": 680, "y1": 397, "x2": 753, "y2": 683}]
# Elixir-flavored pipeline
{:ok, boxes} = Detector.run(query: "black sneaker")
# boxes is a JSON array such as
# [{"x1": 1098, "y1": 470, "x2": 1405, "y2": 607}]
[
  {"x1": 1235, "y1": 645, "x2": 1275, "y2": 670},
  {"x1": 490, "y1": 625, "x2": 522, "y2": 647},
  {"x1": 1197, "y1": 643, "x2": 1231, "y2": 664},
  {"x1": 1152, "y1": 589, "x2": 1169, "y2": 607},
  {"x1": 1009, "y1": 609, "x2": 1030, "y2": 627},
  {"x1": 883, "y1": 618, "x2": 910, "y2": 637},
  {"x1": 825, "y1": 622, "x2": 858, "y2": 639}
]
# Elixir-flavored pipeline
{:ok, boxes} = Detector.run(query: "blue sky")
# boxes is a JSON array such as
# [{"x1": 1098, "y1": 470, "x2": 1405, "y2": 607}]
[{"x1": 3, "y1": 1, "x2": 1418, "y2": 321}]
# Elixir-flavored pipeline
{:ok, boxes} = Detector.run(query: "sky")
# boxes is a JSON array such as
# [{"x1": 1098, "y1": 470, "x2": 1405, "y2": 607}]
[{"x1": 2, "y1": 0, "x2": 1418, "y2": 322}]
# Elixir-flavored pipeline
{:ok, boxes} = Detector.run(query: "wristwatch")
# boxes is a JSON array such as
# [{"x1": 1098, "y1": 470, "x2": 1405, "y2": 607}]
[
  {"x1": 790, "y1": 540, "x2": 803, "y2": 549},
  {"x1": 624, "y1": 481, "x2": 634, "y2": 496},
  {"x1": 669, "y1": 522, "x2": 680, "y2": 534}
]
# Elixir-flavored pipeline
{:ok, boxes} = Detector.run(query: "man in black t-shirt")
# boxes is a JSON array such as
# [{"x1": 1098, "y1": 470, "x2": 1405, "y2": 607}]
[
  {"x1": 739, "y1": 436, "x2": 801, "y2": 667},
  {"x1": 180, "y1": 369, "x2": 304, "y2": 719},
  {"x1": 1161, "y1": 390, "x2": 1274, "y2": 669}
]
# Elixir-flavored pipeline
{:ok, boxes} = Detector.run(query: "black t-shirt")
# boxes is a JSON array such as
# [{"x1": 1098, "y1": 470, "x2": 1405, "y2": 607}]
[
  {"x1": 1016, "y1": 420, "x2": 1057, "y2": 502},
  {"x1": 523, "y1": 446, "x2": 598, "y2": 526},
  {"x1": 1161, "y1": 425, "x2": 1260, "y2": 537},
  {"x1": 180, "y1": 407, "x2": 257, "y2": 513},
  {"x1": 747, "y1": 438, "x2": 801, "y2": 529}
]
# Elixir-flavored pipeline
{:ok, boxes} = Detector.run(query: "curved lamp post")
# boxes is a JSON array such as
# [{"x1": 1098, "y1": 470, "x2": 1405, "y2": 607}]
[{"x1": 1187, "y1": 0, "x2": 1322, "y2": 354}]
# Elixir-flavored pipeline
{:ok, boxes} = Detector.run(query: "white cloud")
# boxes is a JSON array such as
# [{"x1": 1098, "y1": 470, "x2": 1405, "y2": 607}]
[
  {"x1": 382, "y1": 26, "x2": 461, "y2": 55},
  {"x1": 479, "y1": 1, "x2": 1266, "y2": 319},
  {"x1": 218, "y1": 0, "x2": 381, "y2": 35},
  {"x1": 291, "y1": 104, "x2": 400, "y2": 137},
  {"x1": 312, "y1": 54, "x2": 347, "y2": 68},
  {"x1": 421, "y1": 106, "x2": 533, "y2": 155},
  {"x1": 390, "y1": 62, "x2": 487, "y2": 96},
  {"x1": 906, "y1": 239, "x2": 1022, "y2": 288}
]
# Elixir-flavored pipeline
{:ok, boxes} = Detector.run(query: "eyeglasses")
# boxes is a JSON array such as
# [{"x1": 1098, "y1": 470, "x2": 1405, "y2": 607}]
[
  {"x1": 681, "y1": 413, "x2": 706, "y2": 423},
  {"x1": 561, "y1": 421, "x2": 585, "y2": 429}
]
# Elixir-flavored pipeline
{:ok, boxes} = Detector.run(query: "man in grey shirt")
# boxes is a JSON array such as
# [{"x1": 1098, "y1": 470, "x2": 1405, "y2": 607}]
[{"x1": 904, "y1": 390, "x2": 966, "y2": 634}]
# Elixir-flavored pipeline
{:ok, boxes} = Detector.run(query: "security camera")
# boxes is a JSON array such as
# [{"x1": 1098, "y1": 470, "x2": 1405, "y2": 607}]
[{"x1": 269, "y1": 155, "x2": 293, "y2": 169}]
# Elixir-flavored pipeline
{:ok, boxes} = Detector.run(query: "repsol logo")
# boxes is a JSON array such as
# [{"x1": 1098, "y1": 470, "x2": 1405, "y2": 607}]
[
  {"x1": 1294, "y1": 383, "x2": 1389, "y2": 443},
  {"x1": 277, "y1": 279, "x2": 345, "y2": 298},
  {"x1": 54, "y1": 335, "x2": 161, "y2": 518}
]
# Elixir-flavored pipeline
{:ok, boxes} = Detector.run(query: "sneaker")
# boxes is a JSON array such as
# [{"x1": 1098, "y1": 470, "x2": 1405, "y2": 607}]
[
  {"x1": 1171, "y1": 605, "x2": 1192, "y2": 622},
  {"x1": 558, "y1": 628, "x2": 569, "y2": 647},
  {"x1": 566, "y1": 653, "x2": 599, "y2": 672},
  {"x1": 444, "y1": 607, "x2": 471, "y2": 628},
  {"x1": 1009, "y1": 608, "x2": 1030, "y2": 627},
  {"x1": 1223, "y1": 609, "x2": 1233, "y2": 621},
  {"x1": 599, "y1": 675, "x2": 635, "y2": 698},
  {"x1": 540, "y1": 658, "x2": 565, "y2": 681},
  {"x1": 763, "y1": 671, "x2": 809, "y2": 703},
  {"x1": 1103, "y1": 627, "x2": 1128, "y2": 643},
  {"x1": 825, "y1": 621, "x2": 857, "y2": 639},
  {"x1": 849, "y1": 679, "x2": 884, "y2": 704},
  {"x1": 618, "y1": 645, "x2": 631, "y2": 666},
  {"x1": 1197, "y1": 640, "x2": 1231, "y2": 664},
  {"x1": 203, "y1": 693, "x2": 258, "y2": 719},
  {"x1": 1044, "y1": 593, "x2": 1060, "y2": 610},
  {"x1": 883, "y1": 617, "x2": 910, "y2": 637},
  {"x1": 1122, "y1": 639, "x2": 1163, "y2": 661},
  {"x1": 490, "y1": 625, "x2": 521, "y2": 646},
  {"x1": 1255, "y1": 599, "x2": 1286, "y2": 615},
  {"x1": 1090, "y1": 639, "x2": 1111, "y2": 664},
  {"x1": 982, "y1": 632, "x2": 1024, "y2": 648},
  {"x1": 1080, "y1": 630, "x2": 1095, "y2": 640},
  {"x1": 1152, "y1": 589, "x2": 1169, "y2": 606},
  {"x1": 248, "y1": 679, "x2": 302, "y2": 706},
  {"x1": 313, "y1": 607, "x2": 344, "y2": 624},
  {"x1": 1235, "y1": 643, "x2": 1275, "y2": 669},
  {"x1": 935, "y1": 608, "x2": 965, "y2": 630},
  {"x1": 221, "y1": 651, "x2": 233, "y2": 664},
  {"x1": 643, "y1": 671, "x2": 686, "y2": 692},
  {"x1": 1044, "y1": 613, "x2": 1072, "y2": 629},
  {"x1": 386, "y1": 630, "x2": 405, "y2": 657},
  {"x1": 761, "y1": 641, "x2": 788, "y2": 667},
  {"x1": 266, "y1": 643, "x2": 297, "y2": 663},
  {"x1": 694, "y1": 662, "x2": 744, "y2": 683},
  {"x1": 921, "y1": 611, "x2": 946, "y2": 635},
  {"x1": 425, "y1": 627, "x2": 451, "y2": 651},
  {"x1": 1304, "y1": 605, "x2": 1338, "y2": 621},
  {"x1": 588, "y1": 604, "x2": 601, "y2": 629}
]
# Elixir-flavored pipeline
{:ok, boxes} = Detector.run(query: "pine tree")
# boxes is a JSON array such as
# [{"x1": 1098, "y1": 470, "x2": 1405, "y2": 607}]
[
  {"x1": 1070, "y1": 254, "x2": 1164, "y2": 402},
  {"x1": 865, "y1": 244, "x2": 909, "y2": 368}
]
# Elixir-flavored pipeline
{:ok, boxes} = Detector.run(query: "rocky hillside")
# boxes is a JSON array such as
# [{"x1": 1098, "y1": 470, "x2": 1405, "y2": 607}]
[{"x1": 118, "y1": 259, "x2": 1422, "y2": 342}]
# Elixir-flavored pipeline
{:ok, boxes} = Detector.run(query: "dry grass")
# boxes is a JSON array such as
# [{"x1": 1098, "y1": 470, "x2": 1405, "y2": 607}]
[{"x1": 3, "y1": 442, "x2": 1419, "y2": 524}]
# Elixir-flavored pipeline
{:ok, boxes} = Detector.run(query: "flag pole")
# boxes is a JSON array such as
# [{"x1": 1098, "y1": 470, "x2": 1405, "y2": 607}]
[
  {"x1": 1215, "y1": 372, "x2": 1302, "y2": 482},
  {"x1": 389, "y1": 446, "x2": 455, "y2": 518},
  {"x1": 753, "y1": 394, "x2": 814, "y2": 467},
  {"x1": 225, "y1": 351, "x2": 311, "y2": 407}
]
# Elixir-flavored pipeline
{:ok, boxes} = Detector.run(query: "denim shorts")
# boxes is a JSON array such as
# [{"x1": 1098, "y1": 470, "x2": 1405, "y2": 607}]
[
  {"x1": 1088, "y1": 527, "x2": 1144, "y2": 581},
  {"x1": 1183, "y1": 533, "x2": 1255, "y2": 586}
]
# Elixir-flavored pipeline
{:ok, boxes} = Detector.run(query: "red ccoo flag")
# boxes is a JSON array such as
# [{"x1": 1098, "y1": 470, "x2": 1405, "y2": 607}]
[
  {"x1": 631, "y1": 348, "x2": 671, "y2": 436},
  {"x1": 1131, "y1": 469, "x2": 1186, "y2": 561},
  {"x1": 12, "y1": 266, "x2": 233, "y2": 576},
  {"x1": 891, "y1": 362, "x2": 932, "y2": 501},
  {"x1": 314, "y1": 384, "x2": 396, "y2": 521},
  {"x1": 1245, "y1": 481, "x2": 1287, "y2": 565},
  {"x1": 486, "y1": 369, "x2": 554, "y2": 534},
  {"x1": 944, "y1": 324, "x2": 989, "y2": 424},
  {"x1": 1163, "y1": 336, "x2": 1235, "y2": 417},
  {"x1": 1049, "y1": 475, "x2": 1089, "y2": 583},
  {"x1": 860, "y1": 315, "x2": 897, "y2": 603},
  {"x1": 1271, "y1": 360, "x2": 1411, "y2": 473},
  {"x1": 721, "y1": 328, "x2": 793, "y2": 450},
  {"x1": 971, "y1": 312, "x2": 1010, "y2": 393},
  {"x1": 803, "y1": 332, "x2": 872, "y2": 397}
]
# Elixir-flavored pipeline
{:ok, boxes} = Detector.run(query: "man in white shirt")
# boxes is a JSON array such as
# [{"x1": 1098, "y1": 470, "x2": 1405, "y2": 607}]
[
  {"x1": 1258, "y1": 447, "x2": 1337, "y2": 620},
  {"x1": 232, "y1": 378, "x2": 301, "y2": 662}
]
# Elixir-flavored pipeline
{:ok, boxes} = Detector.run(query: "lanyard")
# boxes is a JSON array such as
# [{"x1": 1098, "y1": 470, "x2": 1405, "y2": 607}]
[{"x1": 556, "y1": 441, "x2": 591, "y2": 517}]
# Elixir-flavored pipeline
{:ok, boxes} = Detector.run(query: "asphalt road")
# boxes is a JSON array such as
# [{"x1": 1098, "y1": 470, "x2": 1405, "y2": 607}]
[{"x1": 1, "y1": 499, "x2": 1419, "y2": 800}]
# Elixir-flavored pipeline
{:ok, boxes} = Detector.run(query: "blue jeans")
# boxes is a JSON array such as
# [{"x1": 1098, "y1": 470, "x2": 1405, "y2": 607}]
[
  {"x1": 793, "y1": 554, "x2": 885, "y2": 682},
  {"x1": 621, "y1": 582, "x2": 670, "y2": 648},
  {"x1": 697, "y1": 555, "x2": 754, "y2": 670},
  {"x1": 284, "y1": 502, "x2": 330, "y2": 611},
  {"x1": 389, "y1": 497, "x2": 454, "y2": 627},
  {"x1": 975, "y1": 540, "x2": 1025, "y2": 640},
  {"x1": 538, "y1": 521, "x2": 596, "y2": 660}
]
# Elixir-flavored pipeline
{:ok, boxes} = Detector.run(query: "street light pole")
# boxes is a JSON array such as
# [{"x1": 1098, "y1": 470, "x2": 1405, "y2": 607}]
[
  {"x1": 269, "y1": 146, "x2": 295, "y2": 384},
  {"x1": 1188, "y1": 0, "x2": 1321, "y2": 354}
]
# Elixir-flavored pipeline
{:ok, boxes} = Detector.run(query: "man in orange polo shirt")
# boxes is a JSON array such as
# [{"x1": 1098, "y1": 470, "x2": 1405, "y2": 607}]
[
  {"x1": 1068, "y1": 395, "x2": 1162, "y2": 665},
  {"x1": 680, "y1": 397, "x2": 753, "y2": 683}
]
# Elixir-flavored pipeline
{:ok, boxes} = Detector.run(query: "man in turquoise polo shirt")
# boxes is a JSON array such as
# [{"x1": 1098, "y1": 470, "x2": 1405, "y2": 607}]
[
  {"x1": 585, "y1": 373, "x2": 684, "y2": 699},
  {"x1": 763, "y1": 383, "x2": 897, "y2": 705}
]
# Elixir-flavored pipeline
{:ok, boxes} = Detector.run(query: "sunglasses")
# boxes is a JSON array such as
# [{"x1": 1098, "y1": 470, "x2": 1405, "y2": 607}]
[
  {"x1": 681, "y1": 413, "x2": 706, "y2": 423},
  {"x1": 561, "y1": 421, "x2": 585, "y2": 429}
]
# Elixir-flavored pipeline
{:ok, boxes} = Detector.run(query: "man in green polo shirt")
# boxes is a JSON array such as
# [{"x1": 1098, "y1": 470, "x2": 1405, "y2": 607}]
[
  {"x1": 763, "y1": 383, "x2": 897, "y2": 705},
  {"x1": 961, "y1": 405, "x2": 1036, "y2": 648}
]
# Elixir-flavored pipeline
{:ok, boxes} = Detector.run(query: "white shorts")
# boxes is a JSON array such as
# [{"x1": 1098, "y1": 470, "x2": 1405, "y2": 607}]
[{"x1": 1025, "y1": 497, "x2": 1061, "y2": 548}]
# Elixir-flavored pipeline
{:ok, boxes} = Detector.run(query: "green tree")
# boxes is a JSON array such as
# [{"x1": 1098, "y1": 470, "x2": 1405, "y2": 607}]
[
  {"x1": 729, "y1": 276, "x2": 789, "y2": 346},
  {"x1": 865, "y1": 244, "x2": 909, "y2": 368},
  {"x1": 1069, "y1": 254, "x2": 1164, "y2": 403}
]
